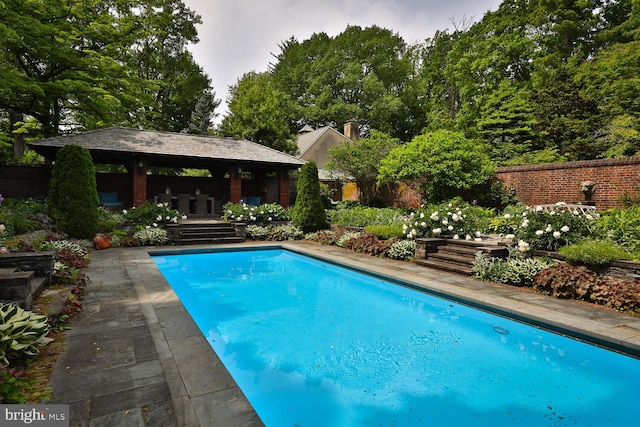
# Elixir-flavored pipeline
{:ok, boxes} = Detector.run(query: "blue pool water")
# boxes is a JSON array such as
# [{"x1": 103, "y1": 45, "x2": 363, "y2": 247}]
[{"x1": 152, "y1": 248, "x2": 640, "y2": 426}]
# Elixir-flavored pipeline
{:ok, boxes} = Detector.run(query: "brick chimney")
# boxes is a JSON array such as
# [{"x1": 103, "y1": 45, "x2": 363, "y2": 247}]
[{"x1": 343, "y1": 120, "x2": 359, "y2": 140}]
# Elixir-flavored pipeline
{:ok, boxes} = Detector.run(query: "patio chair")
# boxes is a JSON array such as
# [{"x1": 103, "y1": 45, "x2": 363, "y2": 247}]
[
  {"x1": 158, "y1": 193, "x2": 172, "y2": 204},
  {"x1": 196, "y1": 193, "x2": 209, "y2": 215},
  {"x1": 177, "y1": 193, "x2": 191, "y2": 214},
  {"x1": 98, "y1": 192, "x2": 123, "y2": 210}
]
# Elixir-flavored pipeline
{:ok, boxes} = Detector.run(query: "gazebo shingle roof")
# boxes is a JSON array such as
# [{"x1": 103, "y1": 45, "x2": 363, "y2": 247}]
[{"x1": 30, "y1": 127, "x2": 305, "y2": 168}]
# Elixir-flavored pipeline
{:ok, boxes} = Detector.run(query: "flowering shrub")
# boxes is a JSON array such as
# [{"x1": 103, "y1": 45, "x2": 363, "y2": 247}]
[
  {"x1": 132, "y1": 228, "x2": 169, "y2": 246},
  {"x1": 222, "y1": 202, "x2": 290, "y2": 223},
  {"x1": 246, "y1": 224, "x2": 303, "y2": 241},
  {"x1": 402, "y1": 199, "x2": 490, "y2": 241},
  {"x1": 387, "y1": 240, "x2": 416, "y2": 260},
  {"x1": 122, "y1": 202, "x2": 182, "y2": 227},
  {"x1": 491, "y1": 203, "x2": 598, "y2": 251}
]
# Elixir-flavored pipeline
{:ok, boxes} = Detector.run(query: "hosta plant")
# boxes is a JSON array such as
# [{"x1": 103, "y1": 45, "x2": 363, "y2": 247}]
[
  {"x1": 387, "y1": 240, "x2": 416, "y2": 260},
  {"x1": 40, "y1": 239, "x2": 89, "y2": 258},
  {"x1": 337, "y1": 231, "x2": 361, "y2": 247},
  {"x1": 0, "y1": 304, "x2": 53, "y2": 367},
  {"x1": 246, "y1": 224, "x2": 303, "y2": 241},
  {"x1": 472, "y1": 250, "x2": 556, "y2": 287},
  {"x1": 132, "y1": 227, "x2": 169, "y2": 246}
]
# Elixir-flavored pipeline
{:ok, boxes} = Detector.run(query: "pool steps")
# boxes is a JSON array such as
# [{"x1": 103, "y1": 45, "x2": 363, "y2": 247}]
[
  {"x1": 166, "y1": 220, "x2": 244, "y2": 245},
  {"x1": 414, "y1": 238, "x2": 508, "y2": 275}
]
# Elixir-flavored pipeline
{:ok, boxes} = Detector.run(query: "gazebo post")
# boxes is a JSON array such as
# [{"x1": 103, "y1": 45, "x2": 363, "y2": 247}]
[
  {"x1": 278, "y1": 169, "x2": 291, "y2": 208},
  {"x1": 132, "y1": 157, "x2": 148, "y2": 207},
  {"x1": 229, "y1": 165, "x2": 242, "y2": 203}
]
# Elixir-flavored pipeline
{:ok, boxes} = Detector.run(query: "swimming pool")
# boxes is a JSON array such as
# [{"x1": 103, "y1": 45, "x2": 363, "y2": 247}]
[{"x1": 152, "y1": 248, "x2": 640, "y2": 426}]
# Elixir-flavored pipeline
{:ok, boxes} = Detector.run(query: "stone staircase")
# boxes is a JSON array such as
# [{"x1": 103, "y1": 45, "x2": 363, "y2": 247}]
[
  {"x1": 166, "y1": 220, "x2": 244, "y2": 245},
  {"x1": 0, "y1": 251, "x2": 55, "y2": 310},
  {"x1": 414, "y1": 238, "x2": 509, "y2": 276}
]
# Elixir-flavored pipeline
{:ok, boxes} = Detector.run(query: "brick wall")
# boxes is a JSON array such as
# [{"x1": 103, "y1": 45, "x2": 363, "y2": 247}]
[
  {"x1": 3, "y1": 157, "x2": 640, "y2": 211},
  {"x1": 497, "y1": 157, "x2": 640, "y2": 210},
  {"x1": 0, "y1": 164, "x2": 51, "y2": 200}
]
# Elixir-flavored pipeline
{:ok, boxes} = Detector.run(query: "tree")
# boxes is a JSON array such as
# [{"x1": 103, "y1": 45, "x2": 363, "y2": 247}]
[
  {"x1": 218, "y1": 72, "x2": 297, "y2": 153},
  {"x1": 183, "y1": 89, "x2": 220, "y2": 135},
  {"x1": 530, "y1": 64, "x2": 603, "y2": 160},
  {"x1": 292, "y1": 161, "x2": 327, "y2": 233},
  {"x1": 48, "y1": 144, "x2": 99, "y2": 239},
  {"x1": 477, "y1": 81, "x2": 542, "y2": 165},
  {"x1": 270, "y1": 25, "x2": 421, "y2": 140},
  {"x1": 325, "y1": 130, "x2": 399, "y2": 206},
  {"x1": 378, "y1": 130, "x2": 496, "y2": 203},
  {"x1": 0, "y1": 0, "x2": 212, "y2": 158}
]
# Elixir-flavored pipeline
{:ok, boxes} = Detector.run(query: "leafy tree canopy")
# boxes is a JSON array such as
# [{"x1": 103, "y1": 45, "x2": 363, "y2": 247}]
[
  {"x1": 218, "y1": 71, "x2": 297, "y2": 153},
  {"x1": 326, "y1": 130, "x2": 400, "y2": 206},
  {"x1": 378, "y1": 130, "x2": 497, "y2": 203},
  {"x1": 0, "y1": 0, "x2": 216, "y2": 159}
]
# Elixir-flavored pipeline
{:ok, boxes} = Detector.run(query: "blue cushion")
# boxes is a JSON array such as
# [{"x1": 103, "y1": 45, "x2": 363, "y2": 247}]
[{"x1": 99, "y1": 192, "x2": 122, "y2": 207}]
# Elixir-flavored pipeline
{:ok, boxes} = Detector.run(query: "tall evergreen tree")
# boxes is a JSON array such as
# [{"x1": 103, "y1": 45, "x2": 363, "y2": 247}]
[
  {"x1": 183, "y1": 90, "x2": 220, "y2": 135},
  {"x1": 218, "y1": 72, "x2": 296, "y2": 153},
  {"x1": 292, "y1": 162, "x2": 327, "y2": 233},
  {"x1": 48, "y1": 144, "x2": 99, "y2": 239}
]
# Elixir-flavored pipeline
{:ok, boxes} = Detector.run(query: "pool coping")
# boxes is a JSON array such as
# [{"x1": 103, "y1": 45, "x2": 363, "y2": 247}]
[{"x1": 55, "y1": 242, "x2": 640, "y2": 426}]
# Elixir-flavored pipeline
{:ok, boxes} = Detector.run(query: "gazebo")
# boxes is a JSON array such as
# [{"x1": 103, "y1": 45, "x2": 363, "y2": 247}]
[{"x1": 30, "y1": 127, "x2": 305, "y2": 212}]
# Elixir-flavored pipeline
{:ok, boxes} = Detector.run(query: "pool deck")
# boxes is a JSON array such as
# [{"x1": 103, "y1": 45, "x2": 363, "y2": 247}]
[{"x1": 48, "y1": 242, "x2": 640, "y2": 426}]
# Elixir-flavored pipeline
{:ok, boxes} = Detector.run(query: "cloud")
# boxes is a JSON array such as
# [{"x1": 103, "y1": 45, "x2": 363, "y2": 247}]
[{"x1": 182, "y1": 0, "x2": 497, "y2": 122}]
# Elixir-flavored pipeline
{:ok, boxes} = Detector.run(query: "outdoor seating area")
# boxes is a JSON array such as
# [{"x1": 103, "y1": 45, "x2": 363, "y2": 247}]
[{"x1": 155, "y1": 192, "x2": 215, "y2": 215}]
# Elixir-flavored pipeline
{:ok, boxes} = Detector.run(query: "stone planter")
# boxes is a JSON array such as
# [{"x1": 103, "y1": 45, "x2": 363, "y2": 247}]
[{"x1": 232, "y1": 222, "x2": 248, "y2": 240}]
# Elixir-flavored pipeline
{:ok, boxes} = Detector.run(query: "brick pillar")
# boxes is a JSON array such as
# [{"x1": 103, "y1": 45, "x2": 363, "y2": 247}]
[
  {"x1": 278, "y1": 169, "x2": 290, "y2": 208},
  {"x1": 132, "y1": 158, "x2": 148, "y2": 207},
  {"x1": 229, "y1": 165, "x2": 242, "y2": 203}
]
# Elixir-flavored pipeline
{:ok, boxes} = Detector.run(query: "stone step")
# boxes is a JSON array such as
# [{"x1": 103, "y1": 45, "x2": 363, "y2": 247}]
[
  {"x1": 179, "y1": 229, "x2": 237, "y2": 238},
  {"x1": 0, "y1": 270, "x2": 35, "y2": 286},
  {"x1": 179, "y1": 223, "x2": 234, "y2": 230},
  {"x1": 178, "y1": 236, "x2": 244, "y2": 245},
  {"x1": 426, "y1": 251, "x2": 475, "y2": 267},
  {"x1": 414, "y1": 237, "x2": 508, "y2": 276},
  {"x1": 437, "y1": 244, "x2": 481, "y2": 256},
  {"x1": 414, "y1": 258, "x2": 473, "y2": 276}
]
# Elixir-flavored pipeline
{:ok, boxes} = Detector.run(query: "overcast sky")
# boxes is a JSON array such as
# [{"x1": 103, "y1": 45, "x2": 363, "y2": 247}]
[{"x1": 181, "y1": 0, "x2": 499, "y2": 122}]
